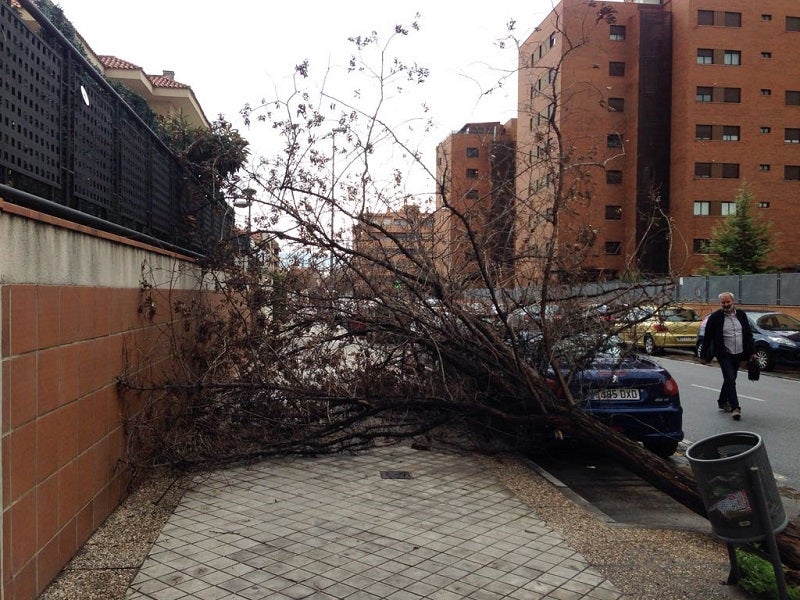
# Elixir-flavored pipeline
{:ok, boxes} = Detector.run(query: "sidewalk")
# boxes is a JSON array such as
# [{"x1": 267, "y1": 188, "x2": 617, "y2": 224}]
[{"x1": 125, "y1": 446, "x2": 627, "y2": 599}]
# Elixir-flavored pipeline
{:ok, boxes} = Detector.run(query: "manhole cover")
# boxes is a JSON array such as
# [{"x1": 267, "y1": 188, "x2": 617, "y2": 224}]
[{"x1": 380, "y1": 470, "x2": 413, "y2": 479}]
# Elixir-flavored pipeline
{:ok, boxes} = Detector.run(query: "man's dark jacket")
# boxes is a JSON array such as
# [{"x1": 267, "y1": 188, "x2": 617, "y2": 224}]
[{"x1": 700, "y1": 308, "x2": 755, "y2": 361}]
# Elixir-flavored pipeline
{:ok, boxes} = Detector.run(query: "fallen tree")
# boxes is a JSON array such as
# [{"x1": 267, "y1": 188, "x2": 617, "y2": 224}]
[{"x1": 117, "y1": 8, "x2": 800, "y2": 578}]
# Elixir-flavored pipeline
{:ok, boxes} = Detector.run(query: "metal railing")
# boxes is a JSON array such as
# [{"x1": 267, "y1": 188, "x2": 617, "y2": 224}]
[{"x1": 0, "y1": 0, "x2": 231, "y2": 254}]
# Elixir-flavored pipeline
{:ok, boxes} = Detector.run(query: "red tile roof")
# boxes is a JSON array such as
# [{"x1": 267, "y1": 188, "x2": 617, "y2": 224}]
[
  {"x1": 99, "y1": 55, "x2": 189, "y2": 89},
  {"x1": 146, "y1": 75, "x2": 189, "y2": 89},
  {"x1": 99, "y1": 55, "x2": 142, "y2": 70}
]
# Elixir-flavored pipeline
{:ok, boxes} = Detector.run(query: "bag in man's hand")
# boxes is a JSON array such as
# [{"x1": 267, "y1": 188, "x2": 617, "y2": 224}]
[{"x1": 747, "y1": 356, "x2": 760, "y2": 381}]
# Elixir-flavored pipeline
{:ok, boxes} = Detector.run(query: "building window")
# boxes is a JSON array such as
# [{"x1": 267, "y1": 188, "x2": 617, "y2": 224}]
[
  {"x1": 785, "y1": 165, "x2": 800, "y2": 180},
  {"x1": 722, "y1": 163, "x2": 740, "y2": 178},
  {"x1": 605, "y1": 205, "x2": 622, "y2": 220},
  {"x1": 787, "y1": 16, "x2": 800, "y2": 31},
  {"x1": 761, "y1": 89, "x2": 772, "y2": 96},
  {"x1": 610, "y1": 25, "x2": 626, "y2": 40},
  {"x1": 723, "y1": 88, "x2": 741, "y2": 103},
  {"x1": 693, "y1": 201, "x2": 710, "y2": 216},
  {"x1": 722, "y1": 126, "x2": 740, "y2": 141},
  {"x1": 605, "y1": 241, "x2": 622, "y2": 255},
  {"x1": 696, "y1": 87, "x2": 713, "y2": 102},
  {"x1": 609, "y1": 61, "x2": 625, "y2": 76},
  {"x1": 465, "y1": 189, "x2": 479, "y2": 199},
  {"x1": 466, "y1": 168, "x2": 478, "y2": 178},
  {"x1": 697, "y1": 10, "x2": 714, "y2": 25},
  {"x1": 693, "y1": 239, "x2": 711, "y2": 254},
  {"x1": 721, "y1": 201, "x2": 737, "y2": 215},
  {"x1": 606, "y1": 170, "x2": 623, "y2": 184},
  {"x1": 607, "y1": 133, "x2": 623, "y2": 148},
  {"x1": 786, "y1": 91, "x2": 800, "y2": 105},
  {"x1": 761, "y1": 126, "x2": 772, "y2": 134},
  {"x1": 695, "y1": 125, "x2": 712, "y2": 140},
  {"x1": 759, "y1": 164, "x2": 771, "y2": 171},
  {"x1": 696, "y1": 86, "x2": 743, "y2": 104},
  {"x1": 549, "y1": 32, "x2": 556, "y2": 48},
  {"x1": 698, "y1": 11, "x2": 741, "y2": 27},
  {"x1": 759, "y1": 201, "x2": 770, "y2": 208},
  {"x1": 607, "y1": 97, "x2": 624, "y2": 112},
  {"x1": 695, "y1": 163, "x2": 712, "y2": 178},
  {"x1": 761, "y1": 52, "x2": 772, "y2": 59},
  {"x1": 785, "y1": 129, "x2": 800, "y2": 143},
  {"x1": 762, "y1": 14, "x2": 772, "y2": 21},
  {"x1": 723, "y1": 50, "x2": 741, "y2": 65},
  {"x1": 697, "y1": 49, "x2": 714, "y2": 64},
  {"x1": 724, "y1": 12, "x2": 742, "y2": 27},
  {"x1": 466, "y1": 147, "x2": 479, "y2": 158}
]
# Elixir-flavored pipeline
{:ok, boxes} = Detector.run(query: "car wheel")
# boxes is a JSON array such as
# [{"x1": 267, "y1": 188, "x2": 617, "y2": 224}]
[
  {"x1": 754, "y1": 347, "x2": 774, "y2": 372},
  {"x1": 644, "y1": 438, "x2": 679, "y2": 458},
  {"x1": 643, "y1": 334, "x2": 659, "y2": 355}
]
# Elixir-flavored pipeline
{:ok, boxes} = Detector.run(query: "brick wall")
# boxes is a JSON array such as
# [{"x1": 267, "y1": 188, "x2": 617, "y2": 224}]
[{"x1": 1, "y1": 201, "x2": 212, "y2": 598}]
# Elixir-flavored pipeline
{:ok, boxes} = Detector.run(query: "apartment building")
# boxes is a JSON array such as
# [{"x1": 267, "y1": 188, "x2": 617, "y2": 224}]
[
  {"x1": 513, "y1": 0, "x2": 800, "y2": 280},
  {"x1": 435, "y1": 121, "x2": 517, "y2": 286},
  {"x1": 351, "y1": 206, "x2": 435, "y2": 291}
]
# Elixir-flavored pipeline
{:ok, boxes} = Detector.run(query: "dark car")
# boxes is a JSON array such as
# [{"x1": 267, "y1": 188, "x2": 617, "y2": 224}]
[
  {"x1": 696, "y1": 311, "x2": 800, "y2": 371},
  {"x1": 525, "y1": 335, "x2": 684, "y2": 457}
]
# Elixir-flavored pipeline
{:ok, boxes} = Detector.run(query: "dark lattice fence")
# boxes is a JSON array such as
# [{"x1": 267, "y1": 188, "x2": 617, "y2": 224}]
[{"x1": 0, "y1": 0, "x2": 231, "y2": 254}]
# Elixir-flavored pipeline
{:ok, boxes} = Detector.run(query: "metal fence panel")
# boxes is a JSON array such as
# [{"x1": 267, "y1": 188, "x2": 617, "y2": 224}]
[
  {"x1": 741, "y1": 274, "x2": 778, "y2": 305},
  {"x1": 780, "y1": 273, "x2": 800, "y2": 305},
  {"x1": 119, "y1": 113, "x2": 150, "y2": 232},
  {"x1": 677, "y1": 276, "x2": 707, "y2": 302},
  {"x1": 71, "y1": 66, "x2": 117, "y2": 221},
  {"x1": 707, "y1": 276, "x2": 740, "y2": 303},
  {"x1": 0, "y1": 2, "x2": 62, "y2": 189}
]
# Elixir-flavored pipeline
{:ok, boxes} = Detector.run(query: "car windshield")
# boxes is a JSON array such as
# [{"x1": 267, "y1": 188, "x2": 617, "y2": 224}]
[
  {"x1": 553, "y1": 335, "x2": 625, "y2": 362},
  {"x1": 660, "y1": 308, "x2": 698, "y2": 322},
  {"x1": 756, "y1": 313, "x2": 800, "y2": 331}
]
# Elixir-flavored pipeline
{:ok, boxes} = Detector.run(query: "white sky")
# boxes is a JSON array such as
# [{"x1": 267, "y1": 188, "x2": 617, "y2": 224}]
[{"x1": 57, "y1": 0, "x2": 553, "y2": 206}]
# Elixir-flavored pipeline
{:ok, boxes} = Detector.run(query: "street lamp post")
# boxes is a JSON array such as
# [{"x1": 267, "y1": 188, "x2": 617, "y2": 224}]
[{"x1": 233, "y1": 188, "x2": 256, "y2": 232}]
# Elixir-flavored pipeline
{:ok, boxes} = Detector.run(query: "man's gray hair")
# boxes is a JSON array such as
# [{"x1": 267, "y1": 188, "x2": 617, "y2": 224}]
[{"x1": 719, "y1": 291, "x2": 735, "y2": 300}]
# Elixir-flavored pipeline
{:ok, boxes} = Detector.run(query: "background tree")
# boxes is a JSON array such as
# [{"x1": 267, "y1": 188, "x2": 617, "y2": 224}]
[{"x1": 703, "y1": 183, "x2": 774, "y2": 275}]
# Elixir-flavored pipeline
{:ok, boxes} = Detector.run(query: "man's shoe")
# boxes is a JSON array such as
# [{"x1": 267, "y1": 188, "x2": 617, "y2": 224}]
[
  {"x1": 732, "y1": 407, "x2": 741, "y2": 420},
  {"x1": 719, "y1": 402, "x2": 732, "y2": 412}
]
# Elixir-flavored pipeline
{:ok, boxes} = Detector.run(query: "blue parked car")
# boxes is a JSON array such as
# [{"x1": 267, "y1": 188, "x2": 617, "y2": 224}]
[
  {"x1": 696, "y1": 311, "x2": 800, "y2": 371},
  {"x1": 522, "y1": 335, "x2": 684, "y2": 457}
]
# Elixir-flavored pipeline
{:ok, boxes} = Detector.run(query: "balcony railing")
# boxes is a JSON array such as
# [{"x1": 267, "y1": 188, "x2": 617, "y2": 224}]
[{"x1": 0, "y1": 0, "x2": 231, "y2": 254}]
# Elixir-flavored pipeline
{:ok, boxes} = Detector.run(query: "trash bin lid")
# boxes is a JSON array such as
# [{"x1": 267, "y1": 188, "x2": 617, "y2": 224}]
[{"x1": 685, "y1": 431, "x2": 762, "y2": 463}]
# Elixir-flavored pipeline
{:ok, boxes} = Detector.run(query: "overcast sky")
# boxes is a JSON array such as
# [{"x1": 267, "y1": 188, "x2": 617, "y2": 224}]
[{"x1": 57, "y1": 0, "x2": 553, "y2": 202}]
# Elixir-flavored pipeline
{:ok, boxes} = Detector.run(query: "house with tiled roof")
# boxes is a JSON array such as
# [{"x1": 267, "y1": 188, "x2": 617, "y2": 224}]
[{"x1": 98, "y1": 55, "x2": 210, "y2": 129}]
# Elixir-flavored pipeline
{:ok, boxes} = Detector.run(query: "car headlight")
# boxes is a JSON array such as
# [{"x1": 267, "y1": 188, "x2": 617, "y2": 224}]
[{"x1": 767, "y1": 335, "x2": 798, "y2": 347}]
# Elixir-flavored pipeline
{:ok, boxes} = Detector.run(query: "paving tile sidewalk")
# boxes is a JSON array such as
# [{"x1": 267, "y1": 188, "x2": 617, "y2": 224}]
[{"x1": 125, "y1": 446, "x2": 626, "y2": 599}]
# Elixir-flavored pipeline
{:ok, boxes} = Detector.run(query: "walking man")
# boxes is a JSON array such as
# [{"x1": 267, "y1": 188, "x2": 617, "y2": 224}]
[{"x1": 699, "y1": 292, "x2": 755, "y2": 420}]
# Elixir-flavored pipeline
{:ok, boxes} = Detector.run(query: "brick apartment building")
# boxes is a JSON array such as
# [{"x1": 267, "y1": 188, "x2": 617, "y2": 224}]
[
  {"x1": 435, "y1": 121, "x2": 517, "y2": 286},
  {"x1": 440, "y1": 0, "x2": 800, "y2": 284},
  {"x1": 351, "y1": 206, "x2": 435, "y2": 291},
  {"x1": 518, "y1": 0, "x2": 800, "y2": 278}
]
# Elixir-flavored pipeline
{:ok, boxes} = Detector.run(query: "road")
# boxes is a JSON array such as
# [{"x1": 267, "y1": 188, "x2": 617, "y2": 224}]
[{"x1": 654, "y1": 353, "x2": 800, "y2": 492}]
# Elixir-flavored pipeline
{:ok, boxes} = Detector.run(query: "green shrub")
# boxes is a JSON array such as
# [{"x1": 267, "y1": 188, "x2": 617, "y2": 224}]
[{"x1": 736, "y1": 548, "x2": 799, "y2": 599}]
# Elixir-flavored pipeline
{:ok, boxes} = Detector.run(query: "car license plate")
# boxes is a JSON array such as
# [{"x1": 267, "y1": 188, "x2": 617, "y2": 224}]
[
  {"x1": 677, "y1": 336, "x2": 694, "y2": 342},
  {"x1": 593, "y1": 388, "x2": 640, "y2": 400}
]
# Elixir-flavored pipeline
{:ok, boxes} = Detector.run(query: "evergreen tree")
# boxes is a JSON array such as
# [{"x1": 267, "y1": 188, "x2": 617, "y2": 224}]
[{"x1": 703, "y1": 183, "x2": 773, "y2": 274}]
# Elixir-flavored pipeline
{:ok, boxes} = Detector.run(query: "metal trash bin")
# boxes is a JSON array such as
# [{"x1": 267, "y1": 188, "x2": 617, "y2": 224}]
[{"x1": 686, "y1": 431, "x2": 787, "y2": 543}]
